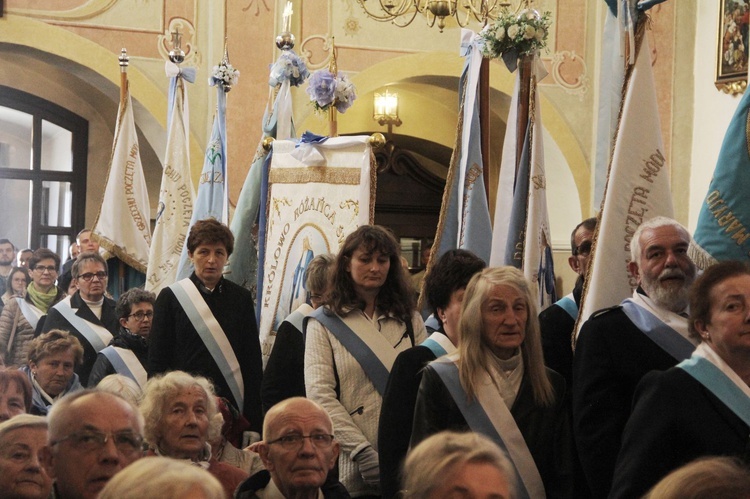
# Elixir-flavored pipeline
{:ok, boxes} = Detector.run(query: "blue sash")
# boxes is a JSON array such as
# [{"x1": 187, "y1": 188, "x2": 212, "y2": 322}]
[
  {"x1": 309, "y1": 308, "x2": 392, "y2": 396},
  {"x1": 16, "y1": 298, "x2": 43, "y2": 330},
  {"x1": 555, "y1": 294, "x2": 578, "y2": 320},
  {"x1": 170, "y1": 279, "x2": 244, "y2": 410},
  {"x1": 100, "y1": 346, "x2": 148, "y2": 389},
  {"x1": 285, "y1": 304, "x2": 313, "y2": 334},
  {"x1": 430, "y1": 360, "x2": 545, "y2": 499},
  {"x1": 420, "y1": 332, "x2": 455, "y2": 358},
  {"x1": 621, "y1": 299, "x2": 695, "y2": 361},
  {"x1": 53, "y1": 297, "x2": 112, "y2": 352},
  {"x1": 424, "y1": 314, "x2": 440, "y2": 331},
  {"x1": 678, "y1": 355, "x2": 750, "y2": 428}
]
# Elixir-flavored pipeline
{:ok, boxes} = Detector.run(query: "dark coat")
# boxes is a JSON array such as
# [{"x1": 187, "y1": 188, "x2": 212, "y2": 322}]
[
  {"x1": 539, "y1": 279, "x2": 582, "y2": 387},
  {"x1": 378, "y1": 339, "x2": 442, "y2": 499},
  {"x1": 235, "y1": 469, "x2": 351, "y2": 499},
  {"x1": 87, "y1": 327, "x2": 148, "y2": 387},
  {"x1": 572, "y1": 305, "x2": 682, "y2": 498},
  {"x1": 148, "y1": 274, "x2": 263, "y2": 433},
  {"x1": 41, "y1": 291, "x2": 118, "y2": 386},
  {"x1": 609, "y1": 367, "x2": 750, "y2": 499},
  {"x1": 260, "y1": 319, "x2": 305, "y2": 415},
  {"x1": 412, "y1": 364, "x2": 574, "y2": 499}
]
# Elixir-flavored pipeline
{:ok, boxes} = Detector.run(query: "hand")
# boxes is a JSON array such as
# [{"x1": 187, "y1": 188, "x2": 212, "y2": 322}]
[{"x1": 354, "y1": 445, "x2": 380, "y2": 487}]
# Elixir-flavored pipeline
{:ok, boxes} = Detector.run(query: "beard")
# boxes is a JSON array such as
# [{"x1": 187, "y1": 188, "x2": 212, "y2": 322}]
[
  {"x1": 0, "y1": 256, "x2": 13, "y2": 267},
  {"x1": 641, "y1": 266, "x2": 696, "y2": 313}
]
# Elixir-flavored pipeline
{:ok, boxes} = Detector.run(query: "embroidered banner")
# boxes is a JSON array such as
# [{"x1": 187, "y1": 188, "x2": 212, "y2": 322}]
[{"x1": 257, "y1": 136, "x2": 375, "y2": 363}]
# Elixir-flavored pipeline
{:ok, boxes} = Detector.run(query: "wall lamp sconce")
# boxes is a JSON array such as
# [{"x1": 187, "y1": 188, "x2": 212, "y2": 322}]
[{"x1": 373, "y1": 89, "x2": 402, "y2": 128}]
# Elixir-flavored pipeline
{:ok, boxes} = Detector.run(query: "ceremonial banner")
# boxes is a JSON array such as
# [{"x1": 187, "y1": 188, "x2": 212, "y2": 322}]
[
  {"x1": 690, "y1": 85, "x2": 750, "y2": 268},
  {"x1": 176, "y1": 73, "x2": 231, "y2": 280},
  {"x1": 575, "y1": 22, "x2": 673, "y2": 339},
  {"x1": 146, "y1": 69, "x2": 194, "y2": 294},
  {"x1": 92, "y1": 79, "x2": 151, "y2": 273},
  {"x1": 490, "y1": 57, "x2": 556, "y2": 310},
  {"x1": 257, "y1": 136, "x2": 375, "y2": 361},
  {"x1": 428, "y1": 29, "x2": 492, "y2": 299},
  {"x1": 227, "y1": 48, "x2": 306, "y2": 295}
]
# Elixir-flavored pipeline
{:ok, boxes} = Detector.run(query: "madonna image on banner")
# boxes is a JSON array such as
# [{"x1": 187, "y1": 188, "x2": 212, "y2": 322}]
[{"x1": 258, "y1": 136, "x2": 375, "y2": 362}]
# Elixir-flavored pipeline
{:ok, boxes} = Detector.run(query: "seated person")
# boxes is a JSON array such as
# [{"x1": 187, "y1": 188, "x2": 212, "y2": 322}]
[
  {"x1": 236, "y1": 397, "x2": 349, "y2": 499},
  {"x1": 0, "y1": 367, "x2": 32, "y2": 421},
  {"x1": 643, "y1": 456, "x2": 750, "y2": 499},
  {"x1": 0, "y1": 414, "x2": 52, "y2": 499}
]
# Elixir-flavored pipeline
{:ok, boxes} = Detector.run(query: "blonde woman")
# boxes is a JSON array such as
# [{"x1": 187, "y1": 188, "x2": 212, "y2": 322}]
[{"x1": 411, "y1": 266, "x2": 573, "y2": 499}]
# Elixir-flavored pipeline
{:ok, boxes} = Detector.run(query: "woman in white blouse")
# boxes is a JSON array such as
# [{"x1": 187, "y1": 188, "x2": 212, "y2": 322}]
[{"x1": 304, "y1": 225, "x2": 426, "y2": 498}]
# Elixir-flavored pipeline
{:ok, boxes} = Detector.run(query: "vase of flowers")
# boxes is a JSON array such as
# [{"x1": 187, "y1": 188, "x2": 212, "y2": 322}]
[{"x1": 479, "y1": 8, "x2": 551, "y2": 71}]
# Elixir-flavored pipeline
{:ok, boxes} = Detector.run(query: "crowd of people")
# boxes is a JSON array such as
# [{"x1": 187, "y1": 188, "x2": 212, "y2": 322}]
[{"x1": 0, "y1": 216, "x2": 749, "y2": 499}]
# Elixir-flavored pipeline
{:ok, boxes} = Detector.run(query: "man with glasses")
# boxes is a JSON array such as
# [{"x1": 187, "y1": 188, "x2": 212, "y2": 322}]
[
  {"x1": 42, "y1": 253, "x2": 118, "y2": 386},
  {"x1": 41, "y1": 390, "x2": 144, "y2": 499},
  {"x1": 236, "y1": 397, "x2": 349, "y2": 499},
  {"x1": 87, "y1": 288, "x2": 155, "y2": 388},
  {"x1": 538, "y1": 217, "x2": 597, "y2": 386}
]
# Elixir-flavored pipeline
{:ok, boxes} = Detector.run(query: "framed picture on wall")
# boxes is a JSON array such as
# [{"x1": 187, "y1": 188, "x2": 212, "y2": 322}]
[{"x1": 716, "y1": 0, "x2": 749, "y2": 95}]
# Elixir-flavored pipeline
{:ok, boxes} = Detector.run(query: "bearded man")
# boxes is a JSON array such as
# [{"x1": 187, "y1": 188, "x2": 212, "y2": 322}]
[{"x1": 572, "y1": 216, "x2": 698, "y2": 498}]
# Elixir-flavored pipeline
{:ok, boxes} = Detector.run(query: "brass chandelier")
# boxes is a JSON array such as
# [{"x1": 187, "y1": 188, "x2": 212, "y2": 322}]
[{"x1": 355, "y1": 0, "x2": 513, "y2": 32}]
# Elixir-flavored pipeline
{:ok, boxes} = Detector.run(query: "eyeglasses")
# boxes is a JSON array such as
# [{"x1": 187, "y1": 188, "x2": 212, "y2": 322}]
[
  {"x1": 51, "y1": 429, "x2": 143, "y2": 454},
  {"x1": 267, "y1": 433, "x2": 335, "y2": 451},
  {"x1": 34, "y1": 265, "x2": 58, "y2": 273},
  {"x1": 77, "y1": 271, "x2": 108, "y2": 282},
  {"x1": 574, "y1": 241, "x2": 592, "y2": 257},
  {"x1": 128, "y1": 311, "x2": 154, "y2": 322}
]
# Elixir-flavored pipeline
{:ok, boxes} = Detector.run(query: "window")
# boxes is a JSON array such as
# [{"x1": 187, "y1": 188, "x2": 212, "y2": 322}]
[{"x1": 0, "y1": 86, "x2": 87, "y2": 258}]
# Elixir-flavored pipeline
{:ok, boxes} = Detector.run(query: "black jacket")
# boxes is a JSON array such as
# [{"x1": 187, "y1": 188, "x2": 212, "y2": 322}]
[
  {"x1": 42, "y1": 291, "x2": 118, "y2": 386},
  {"x1": 235, "y1": 470, "x2": 350, "y2": 499},
  {"x1": 260, "y1": 319, "x2": 305, "y2": 415},
  {"x1": 609, "y1": 367, "x2": 750, "y2": 499},
  {"x1": 378, "y1": 335, "x2": 445, "y2": 499},
  {"x1": 572, "y1": 304, "x2": 681, "y2": 498},
  {"x1": 87, "y1": 327, "x2": 148, "y2": 387},
  {"x1": 412, "y1": 364, "x2": 574, "y2": 499},
  {"x1": 148, "y1": 274, "x2": 263, "y2": 433}
]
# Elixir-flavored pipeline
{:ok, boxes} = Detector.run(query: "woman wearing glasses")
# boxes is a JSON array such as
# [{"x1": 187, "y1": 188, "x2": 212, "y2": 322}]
[
  {"x1": 140, "y1": 370, "x2": 249, "y2": 497},
  {"x1": 41, "y1": 252, "x2": 119, "y2": 386},
  {"x1": 0, "y1": 249, "x2": 66, "y2": 367},
  {"x1": 87, "y1": 288, "x2": 155, "y2": 389},
  {"x1": 21, "y1": 329, "x2": 83, "y2": 415}
]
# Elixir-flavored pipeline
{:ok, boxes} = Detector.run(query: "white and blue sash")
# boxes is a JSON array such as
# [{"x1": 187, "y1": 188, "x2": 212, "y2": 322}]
[
  {"x1": 310, "y1": 308, "x2": 397, "y2": 396},
  {"x1": 170, "y1": 279, "x2": 244, "y2": 410},
  {"x1": 54, "y1": 296, "x2": 113, "y2": 352},
  {"x1": 431, "y1": 357, "x2": 546, "y2": 499},
  {"x1": 100, "y1": 346, "x2": 148, "y2": 388},
  {"x1": 420, "y1": 332, "x2": 456, "y2": 359},
  {"x1": 621, "y1": 299, "x2": 695, "y2": 361},
  {"x1": 555, "y1": 293, "x2": 578, "y2": 320},
  {"x1": 285, "y1": 303, "x2": 314, "y2": 335},
  {"x1": 678, "y1": 353, "x2": 750, "y2": 428},
  {"x1": 16, "y1": 298, "x2": 44, "y2": 330}
]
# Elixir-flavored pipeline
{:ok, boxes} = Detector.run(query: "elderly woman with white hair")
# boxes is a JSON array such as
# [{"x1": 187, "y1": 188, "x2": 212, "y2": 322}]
[
  {"x1": 402, "y1": 430, "x2": 516, "y2": 499},
  {"x1": 98, "y1": 456, "x2": 226, "y2": 499},
  {"x1": 140, "y1": 370, "x2": 248, "y2": 497},
  {"x1": 0, "y1": 414, "x2": 52, "y2": 499},
  {"x1": 411, "y1": 267, "x2": 573, "y2": 499}
]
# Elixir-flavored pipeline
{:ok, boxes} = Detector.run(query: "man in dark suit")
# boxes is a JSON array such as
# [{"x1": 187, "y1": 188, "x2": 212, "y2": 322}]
[
  {"x1": 539, "y1": 217, "x2": 597, "y2": 386},
  {"x1": 42, "y1": 252, "x2": 118, "y2": 386},
  {"x1": 572, "y1": 216, "x2": 698, "y2": 498}
]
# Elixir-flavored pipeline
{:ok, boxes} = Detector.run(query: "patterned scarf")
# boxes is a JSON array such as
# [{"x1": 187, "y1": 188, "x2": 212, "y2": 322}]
[{"x1": 27, "y1": 283, "x2": 58, "y2": 313}]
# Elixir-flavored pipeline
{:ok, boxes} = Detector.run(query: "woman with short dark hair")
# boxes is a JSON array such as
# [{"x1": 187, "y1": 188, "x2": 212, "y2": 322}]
[
  {"x1": 148, "y1": 219, "x2": 263, "y2": 441},
  {"x1": 0, "y1": 250, "x2": 65, "y2": 366},
  {"x1": 610, "y1": 260, "x2": 750, "y2": 498},
  {"x1": 88, "y1": 288, "x2": 156, "y2": 388}
]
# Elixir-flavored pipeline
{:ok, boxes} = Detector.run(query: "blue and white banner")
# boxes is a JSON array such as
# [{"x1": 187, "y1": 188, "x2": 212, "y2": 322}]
[
  {"x1": 146, "y1": 65, "x2": 195, "y2": 294},
  {"x1": 257, "y1": 136, "x2": 374, "y2": 363}
]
